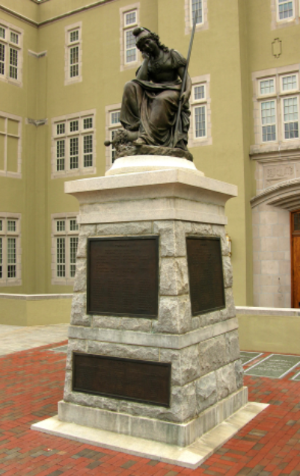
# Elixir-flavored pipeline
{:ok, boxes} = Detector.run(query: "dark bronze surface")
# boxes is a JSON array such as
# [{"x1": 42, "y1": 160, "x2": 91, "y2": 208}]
[
  {"x1": 73, "y1": 353, "x2": 171, "y2": 407},
  {"x1": 87, "y1": 236, "x2": 158, "y2": 317},
  {"x1": 186, "y1": 237, "x2": 225, "y2": 315}
]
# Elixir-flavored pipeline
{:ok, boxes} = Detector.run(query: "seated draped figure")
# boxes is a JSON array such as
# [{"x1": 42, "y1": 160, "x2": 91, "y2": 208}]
[{"x1": 104, "y1": 27, "x2": 193, "y2": 161}]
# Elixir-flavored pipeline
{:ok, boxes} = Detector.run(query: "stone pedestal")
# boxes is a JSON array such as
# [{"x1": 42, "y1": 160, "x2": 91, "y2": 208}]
[{"x1": 32, "y1": 157, "x2": 268, "y2": 467}]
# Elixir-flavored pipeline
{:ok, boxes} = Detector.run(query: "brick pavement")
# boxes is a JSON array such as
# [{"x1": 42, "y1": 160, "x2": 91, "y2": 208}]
[{"x1": 1, "y1": 344, "x2": 300, "y2": 475}]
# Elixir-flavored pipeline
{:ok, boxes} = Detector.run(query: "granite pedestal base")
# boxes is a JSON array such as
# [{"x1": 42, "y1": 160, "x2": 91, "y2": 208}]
[{"x1": 33, "y1": 156, "x2": 256, "y2": 466}]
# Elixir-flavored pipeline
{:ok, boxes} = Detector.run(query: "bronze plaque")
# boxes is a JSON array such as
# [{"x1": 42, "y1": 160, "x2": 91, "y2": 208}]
[
  {"x1": 186, "y1": 237, "x2": 225, "y2": 315},
  {"x1": 87, "y1": 236, "x2": 158, "y2": 317},
  {"x1": 73, "y1": 353, "x2": 171, "y2": 407}
]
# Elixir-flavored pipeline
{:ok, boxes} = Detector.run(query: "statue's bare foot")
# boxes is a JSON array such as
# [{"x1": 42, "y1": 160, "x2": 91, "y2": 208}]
[{"x1": 133, "y1": 137, "x2": 146, "y2": 146}]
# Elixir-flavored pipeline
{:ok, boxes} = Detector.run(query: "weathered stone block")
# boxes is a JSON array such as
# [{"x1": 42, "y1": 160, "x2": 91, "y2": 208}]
[
  {"x1": 86, "y1": 341, "x2": 159, "y2": 362},
  {"x1": 160, "y1": 344, "x2": 200, "y2": 386},
  {"x1": 216, "y1": 363, "x2": 237, "y2": 400},
  {"x1": 223, "y1": 255, "x2": 233, "y2": 288},
  {"x1": 153, "y1": 295, "x2": 191, "y2": 334},
  {"x1": 73, "y1": 258, "x2": 86, "y2": 292},
  {"x1": 211, "y1": 225, "x2": 230, "y2": 256},
  {"x1": 195, "y1": 371, "x2": 217, "y2": 413},
  {"x1": 160, "y1": 258, "x2": 189, "y2": 296},
  {"x1": 153, "y1": 220, "x2": 189, "y2": 257},
  {"x1": 199, "y1": 335, "x2": 228, "y2": 375},
  {"x1": 226, "y1": 330, "x2": 240, "y2": 362},
  {"x1": 65, "y1": 338, "x2": 87, "y2": 370},
  {"x1": 70, "y1": 293, "x2": 90, "y2": 326},
  {"x1": 191, "y1": 223, "x2": 213, "y2": 235},
  {"x1": 234, "y1": 359, "x2": 244, "y2": 389},
  {"x1": 96, "y1": 222, "x2": 152, "y2": 236}
]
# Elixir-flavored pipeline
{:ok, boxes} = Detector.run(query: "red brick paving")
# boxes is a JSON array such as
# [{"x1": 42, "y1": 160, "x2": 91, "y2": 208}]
[{"x1": 1, "y1": 344, "x2": 300, "y2": 475}]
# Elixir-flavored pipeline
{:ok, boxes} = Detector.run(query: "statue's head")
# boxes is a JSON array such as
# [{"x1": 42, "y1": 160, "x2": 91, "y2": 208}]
[{"x1": 133, "y1": 27, "x2": 169, "y2": 53}]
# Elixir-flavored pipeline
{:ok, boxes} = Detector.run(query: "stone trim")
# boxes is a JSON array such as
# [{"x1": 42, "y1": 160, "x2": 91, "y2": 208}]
[
  {"x1": 0, "y1": 293, "x2": 73, "y2": 300},
  {"x1": 119, "y1": 3, "x2": 140, "y2": 72},
  {"x1": 26, "y1": 118, "x2": 47, "y2": 127},
  {"x1": 28, "y1": 50, "x2": 47, "y2": 58},
  {"x1": 236, "y1": 305, "x2": 300, "y2": 316},
  {"x1": 251, "y1": 176, "x2": 300, "y2": 210},
  {"x1": 0, "y1": 212, "x2": 22, "y2": 287},
  {"x1": 271, "y1": 0, "x2": 300, "y2": 30},
  {"x1": 189, "y1": 74, "x2": 212, "y2": 148},
  {"x1": 184, "y1": 0, "x2": 209, "y2": 35},
  {"x1": 105, "y1": 103, "x2": 122, "y2": 172},
  {"x1": 64, "y1": 22, "x2": 82, "y2": 86},
  {"x1": 0, "y1": 111, "x2": 22, "y2": 179},
  {"x1": 51, "y1": 212, "x2": 79, "y2": 286},
  {"x1": 0, "y1": 19, "x2": 24, "y2": 88},
  {"x1": 68, "y1": 317, "x2": 238, "y2": 350}
]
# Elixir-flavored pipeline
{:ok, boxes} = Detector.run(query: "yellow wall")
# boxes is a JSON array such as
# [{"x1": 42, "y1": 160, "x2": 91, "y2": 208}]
[
  {"x1": 1, "y1": 0, "x2": 300, "y2": 307},
  {"x1": 0, "y1": 296, "x2": 72, "y2": 325}
]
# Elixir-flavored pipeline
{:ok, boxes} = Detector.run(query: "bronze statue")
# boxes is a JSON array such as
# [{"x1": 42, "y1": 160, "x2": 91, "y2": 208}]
[{"x1": 105, "y1": 27, "x2": 193, "y2": 161}]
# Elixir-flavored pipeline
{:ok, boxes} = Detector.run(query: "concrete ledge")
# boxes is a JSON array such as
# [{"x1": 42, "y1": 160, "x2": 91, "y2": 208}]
[
  {"x1": 32, "y1": 401, "x2": 268, "y2": 469},
  {"x1": 236, "y1": 307, "x2": 300, "y2": 354},
  {"x1": 0, "y1": 294, "x2": 72, "y2": 326}
]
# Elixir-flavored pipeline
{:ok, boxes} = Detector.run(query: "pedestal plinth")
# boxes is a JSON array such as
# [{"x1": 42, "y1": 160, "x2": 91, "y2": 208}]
[{"x1": 32, "y1": 156, "x2": 267, "y2": 468}]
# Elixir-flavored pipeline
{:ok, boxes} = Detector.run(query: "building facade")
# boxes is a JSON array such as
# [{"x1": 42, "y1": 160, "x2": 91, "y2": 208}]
[{"x1": 1, "y1": 0, "x2": 300, "y2": 311}]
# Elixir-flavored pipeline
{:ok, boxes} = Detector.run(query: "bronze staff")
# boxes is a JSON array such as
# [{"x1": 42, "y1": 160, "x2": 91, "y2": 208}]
[{"x1": 173, "y1": 11, "x2": 198, "y2": 148}]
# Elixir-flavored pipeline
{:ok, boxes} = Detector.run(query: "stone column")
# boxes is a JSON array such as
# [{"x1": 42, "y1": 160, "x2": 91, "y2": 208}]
[{"x1": 58, "y1": 156, "x2": 246, "y2": 448}]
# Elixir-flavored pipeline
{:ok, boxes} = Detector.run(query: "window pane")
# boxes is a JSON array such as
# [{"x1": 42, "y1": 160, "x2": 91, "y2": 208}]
[
  {"x1": 10, "y1": 32, "x2": 19, "y2": 44},
  {"x1": 0, "y1": 44, "x2": 5, "y2": 76},
  {"x1": 70, "y1": 137, "x2": 79, "y2": 169},
  {"x1": 83, "y1": 117, "x2": 93, "y2": 129},
  {"x1": 0, "y1": 220, "x2": 2, "y2": 231},
  {"x1": 261, "y1": 101, "x2": 276, "y2": 125},
  {"x1": 111, "y1": 111, "x2": 120, "y2": 124},
  {"x1": 7, "y1": 220, "x2": 16, "y2": 232},
  {"x1": 260, "y1": 79, "x2": 275, "y2": 95},
  {"x1": 0, "y1": 27, "x2": 5, "y2": 39},
  {"x1": 282, "y1": 74, "x2": 297, "y2": 91},
  {"x1": 70, "y1": 46, "x2": 79, "y2": 77},
  {"x1": 125, "y1": 30, "x2": 136, "y2": 63},
  {"x1": 70, "y1": 30, "x2": 79, "y2": 43},
  {"x1": 56, "y1": 140, "x2": 65, "y2": 171},
  {"x1": 9, "y1": 48, "x2": 18, "y2": 79},
  {"x1": 83, "y1": 135, "x2": 93, "y2": 167},
  {"x1": 278, "y1": 0, "x2": 293, "y2": 19},
  {"x1": 70, "y1": 120, "x2": 79, "y2": 132},
  {"x1": 194, "y1": 85, "x2": 205, "y2": 100},
  {"x1": 191, "y1": 0, "x2": 203, "y2": 24},
  {"x1": 194, "y1": 105, "x2": 206, "y2": 137},
  {"x1": 7, "y1": 237, "x2": 16, "y2": 278},
  {"x1": 284, "y1": 97, "x2": 298, "y2": 139},
  {"x1": 70, "y1": 236, "x2": 78, "y2": 277},
  {"x1": 56, "y1": 237, "x2": 65, "y2": 277},
  {"x1": 57, "y1": 123, "x2": 65, "y2": 135},
  {"x1": 70, "y1": 219, "x2": 78, "y2": 231},
  {"x1": 125, "y1": 11, "x2": 136, "y2": 25},
  {"x1": 56, "y1": 220, "x2": 65, "y2": 232}
]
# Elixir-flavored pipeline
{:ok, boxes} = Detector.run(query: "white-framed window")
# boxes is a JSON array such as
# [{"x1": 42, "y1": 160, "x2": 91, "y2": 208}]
[
  {"x1": 105, "y1": 105, "x2": 122, "y2": 170},
  {"x1": 0, "y1": 111, "x2": 22, "y2": 178},
  {"x1": 277, "y1": 0, "x2": 294, "y2": 21},
  {"x1": 120, "y1": 4, "x2": 140, "y2": 71},
  {"x1": 0, "y1": 213, "x2": 21, "y2": 287},
  {"x1": 51, "y1": 214, "x2": 79, "y2": 285},
  {"x1": 0, "y1": 20, "x2": 23, "y2": 87},
  {"x1": 65, "y1": 22, "x2": 82, "y2": 85},
  {"x1": 189, "y1": 75, "x2": 212, "y2": 147},
  {"x1": 184, "y1": 0, "x2": 208, "y2": 34},
  {"x1": 252, "y1": 66, "x2": 300, "y2": 152},
  {"x1": 51, "y1": 110, "x2": 96, "y2": 178}
]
